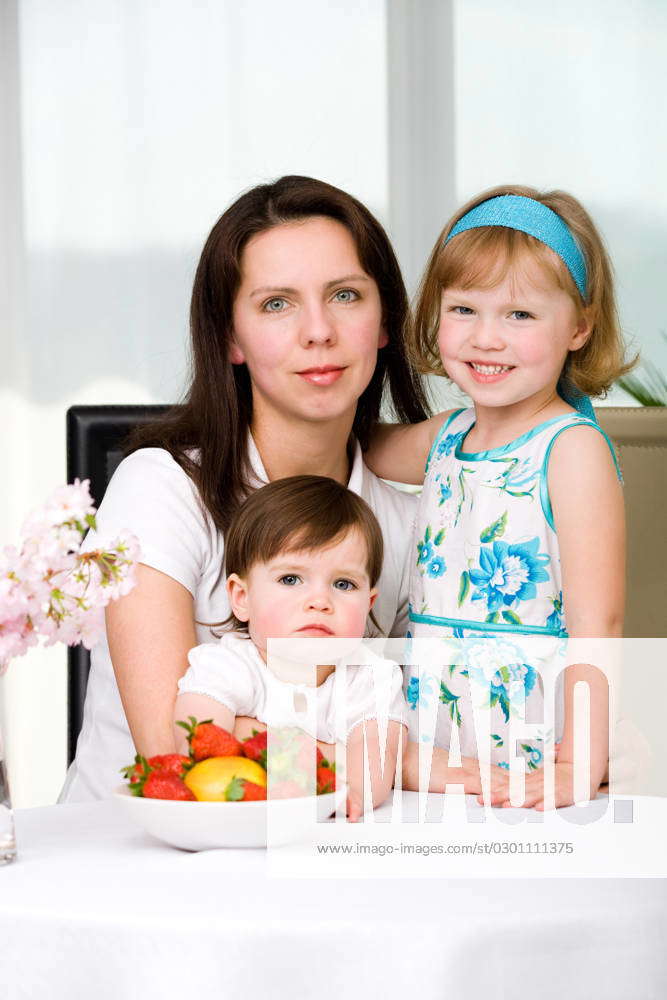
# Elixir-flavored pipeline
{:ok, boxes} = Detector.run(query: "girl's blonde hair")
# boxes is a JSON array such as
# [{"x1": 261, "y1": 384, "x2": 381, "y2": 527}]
[{"x1": 413, "y1": 184, "x2": 635, "y2": 397}]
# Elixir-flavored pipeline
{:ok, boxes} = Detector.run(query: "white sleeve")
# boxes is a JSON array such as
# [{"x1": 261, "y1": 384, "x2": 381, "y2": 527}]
[
  {"x1": 177, "y1": 642, "x2": 258, "y2": 717},
  {"x1": 339, "y1": 660, "x2": 408, "y2": 743},
  {"x1": 83, "y1": 448, "x2": 211, "y2": 597}
]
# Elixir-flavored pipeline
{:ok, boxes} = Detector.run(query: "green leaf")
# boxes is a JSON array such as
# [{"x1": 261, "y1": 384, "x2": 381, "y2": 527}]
[
  {"x1": 618, "y1": 358, "x2": 667, "y2": 406},
  {"x1": 85, "y1": 513, "x2": 97, "y2": 529},
  {"x1": 434, "y1": 529, "x2": 445, "y2": 546},
  {"x1": 424, "y1": 524, "x2": 432, "y2": 543},
  {"x1": 485, "y1": 612, "x2": 499, "y2": 623},
  {"x1": 457, "y1": 571, "x2": 470, "y2": 606},
  {"x1": 225, "y1": 777, "x2": 245, "y2": 801},
  {"x1": 479, "y1": 510, "x2": 508, "y2": 543},
  {"x1": 501, "y1": 609, "x2": 522, "y2": 625}
]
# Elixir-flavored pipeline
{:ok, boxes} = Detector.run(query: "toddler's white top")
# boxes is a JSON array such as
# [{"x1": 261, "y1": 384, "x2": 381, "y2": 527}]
[{"x1": 178, "y1": 633, "x2": 408, "y2": 744}]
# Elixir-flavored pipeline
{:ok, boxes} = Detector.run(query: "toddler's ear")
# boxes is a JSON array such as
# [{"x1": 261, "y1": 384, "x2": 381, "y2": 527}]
[{"x1": 227, "y1": 573, "x2": 250, "y2": 622}]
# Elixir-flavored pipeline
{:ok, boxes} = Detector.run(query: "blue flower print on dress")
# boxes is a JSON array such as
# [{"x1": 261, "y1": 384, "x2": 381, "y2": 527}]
[
  {"x1": 447, "y1": 636, "x2": 537, "y2": 723},
  {"x1": 438, "y1": 477, "x2": 452, "y2": 506},
  {"x1": 469, "y1": 538, "x2": 550, "y2": 613},
  {"x1": 520, "y1": 743, "x2": 544, "y2": 771},
  {"x1": 436, "y1": 429, "x2": 466, "y2": 459},
  {"x1": 546, "y1": 592, "x2": 564, "y2": 632},
  {"x1": 427, "y1": 555, "x2": 446, "y2": 578},
  {"x1": 416, "y1": 524, "x2": 445, "y2": 569},
  {"x1": 405, "y1": 672, "x2": 435, "y2": 711}
]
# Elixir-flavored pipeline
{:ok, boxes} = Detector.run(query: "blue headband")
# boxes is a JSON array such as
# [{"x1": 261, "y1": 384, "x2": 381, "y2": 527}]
[
  {"x1": 446, "y1": 194, "x2": 596, "y2": 422},
  {"x1": 446, "y1": 194, "x2": 588, "y2": 300}
]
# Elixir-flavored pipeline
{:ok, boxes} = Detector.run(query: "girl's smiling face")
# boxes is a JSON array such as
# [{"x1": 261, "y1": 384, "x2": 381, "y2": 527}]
[
  {"x1": 437, "y1": 254, "x2": 591, "y2": 415},
  {"x1": 231, "y1": 216, "x2": 386, "y2": 432}
]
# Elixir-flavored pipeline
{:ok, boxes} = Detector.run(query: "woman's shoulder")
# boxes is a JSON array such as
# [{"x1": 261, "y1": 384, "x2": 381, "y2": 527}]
[{"x1": 360, "y1": 464, "x2": 418, "y2": 520}]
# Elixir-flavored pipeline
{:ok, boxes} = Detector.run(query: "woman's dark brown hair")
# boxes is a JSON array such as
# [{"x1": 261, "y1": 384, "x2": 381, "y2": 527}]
[
  {"x1": 128, "y1": 175, "x2": 429, "y2": 534},
  {"x1": 222, "y1": 475, "x2": 383, "y2": 632}
]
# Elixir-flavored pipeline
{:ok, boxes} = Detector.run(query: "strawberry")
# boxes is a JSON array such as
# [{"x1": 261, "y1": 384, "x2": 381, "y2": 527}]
[
  {"x1": 269, "y1": 780, "x2": 307, "y2": 800},
  {"x1": 142, "y1": 771, "x2": 195, "y2": 801},
  {"x1": 242, "y1": 729, "x2": 268, "y2": 768},
  {"x1": 316, "y1": 764, "x2": 336, "y2": 794},
  {"x1": 176, "y1": 716, "x2": 243, "y2": 761},
  {"x1": 121, "y1": 753, "x2": 190, "y2": 793},
  {"x1": 147, "y1": 753, "x2": 191, "y2": 777},
  {"x1": 224, "y1": 777, "x2": 267, "y2": 802}
]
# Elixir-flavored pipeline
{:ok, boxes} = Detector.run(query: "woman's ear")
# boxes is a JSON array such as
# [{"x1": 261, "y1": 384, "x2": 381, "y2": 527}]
[
  {"x1": 227, "y1": 573, "x2": 250, "y2": 621},
  {"x1": 228, "y1": 339, "x2": 246, "y2": 365},
  {"x1": 377, "y1": 325, "x2": 389, "y2": 349}
]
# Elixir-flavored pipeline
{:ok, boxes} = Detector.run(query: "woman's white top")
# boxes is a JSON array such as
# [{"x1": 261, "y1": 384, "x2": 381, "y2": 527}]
[
  {"x1": 60, "y1": 437, "x2": 416, "y2": 801},
  {"x1": 178, "y1": 633, "x2": 407, "y2": 745}
]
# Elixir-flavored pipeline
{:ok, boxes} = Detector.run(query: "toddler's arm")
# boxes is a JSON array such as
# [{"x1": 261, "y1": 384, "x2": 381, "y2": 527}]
[
  {"x1": 345, "y1": 720, "x2": 407, "y2": 821},
  {"x1": 364, "y1": 411, "x2": 456, "y2": 485}
]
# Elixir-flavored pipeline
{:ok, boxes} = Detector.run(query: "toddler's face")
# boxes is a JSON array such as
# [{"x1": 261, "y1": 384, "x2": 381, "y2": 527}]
[
  {"x1": 437, "y1": 255, "x2": 590, "y2": 414},
  {"x1": 226, "y1": 528, "x2": 377, "y2": 659}
]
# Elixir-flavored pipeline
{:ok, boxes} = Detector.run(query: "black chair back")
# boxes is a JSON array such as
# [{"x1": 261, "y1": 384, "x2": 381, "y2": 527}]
[{"x1": 66, "y1": 404, "x2": 171, "y2": 765}]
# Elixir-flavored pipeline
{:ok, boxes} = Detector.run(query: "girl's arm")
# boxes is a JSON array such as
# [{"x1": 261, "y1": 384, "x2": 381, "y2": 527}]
[
  {"x1": 345, "y1": 720, "x2": 407, "y2": 821},
  {"x1": 106, "y1": 563, "x2": 197, "y2": 758},
  {"x1": 365, "y1": 411, "x2": 456, "y2": 485},
  {"x1": 522, "y1": 425, "x2": 624, "y2": 808}
]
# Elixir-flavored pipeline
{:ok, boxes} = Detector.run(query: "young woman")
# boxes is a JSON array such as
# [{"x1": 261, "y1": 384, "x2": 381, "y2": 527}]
[{"x1": 60, "y1": 175, "x2": 429, "y2": 801}]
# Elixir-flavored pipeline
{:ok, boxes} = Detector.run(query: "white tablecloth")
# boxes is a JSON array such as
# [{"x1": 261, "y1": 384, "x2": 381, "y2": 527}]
[{"x1": 1, "y1": 795, "x2": 666, "y2": 1000}]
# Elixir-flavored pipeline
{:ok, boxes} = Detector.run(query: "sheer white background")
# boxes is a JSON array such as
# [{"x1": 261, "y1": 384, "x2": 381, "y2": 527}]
[{"x1": 1, "y1": 0, "x2": 664, "y2": 807}]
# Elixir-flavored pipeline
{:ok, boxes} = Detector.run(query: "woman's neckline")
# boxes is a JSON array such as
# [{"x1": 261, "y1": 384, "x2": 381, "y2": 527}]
[{"x1": 456, "y1": 411, "x2": 583, "y2": 460}]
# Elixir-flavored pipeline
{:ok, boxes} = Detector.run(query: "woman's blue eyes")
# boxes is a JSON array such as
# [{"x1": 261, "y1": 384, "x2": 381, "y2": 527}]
[
  {"x1": 262, "y1": 289, "x2": 358, "y2": 313},
  {"x1": 264, "y1": 298, "x2": 287, "y2": 313},
  {"x1": 333, "y1": 289, "x2": 358, "y2": 304}
]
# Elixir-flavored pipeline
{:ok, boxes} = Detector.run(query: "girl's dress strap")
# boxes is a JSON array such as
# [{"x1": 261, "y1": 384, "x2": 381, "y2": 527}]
[
  {"x1": 424, "y1": 408, "x2": 473, "y2": 475},
  {"x1": 539, "y1": 415, "x2": 623, "y2": 531}
]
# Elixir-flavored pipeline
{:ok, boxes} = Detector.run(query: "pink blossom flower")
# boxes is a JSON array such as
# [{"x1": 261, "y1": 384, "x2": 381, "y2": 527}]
[{"x1": 0, "y1": 481, "x2": 139, "y2": 671}]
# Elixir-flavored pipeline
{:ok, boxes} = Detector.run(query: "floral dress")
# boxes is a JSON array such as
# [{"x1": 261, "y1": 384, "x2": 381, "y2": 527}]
[{"x1": 406, "y1": 408, "x2": 621, "y2": 771}]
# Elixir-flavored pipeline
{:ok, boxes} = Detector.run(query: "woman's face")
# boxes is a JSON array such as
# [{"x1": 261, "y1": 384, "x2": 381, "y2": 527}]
[{"x1": 231, "y1": 217, "x2": 387, "y2": 431}]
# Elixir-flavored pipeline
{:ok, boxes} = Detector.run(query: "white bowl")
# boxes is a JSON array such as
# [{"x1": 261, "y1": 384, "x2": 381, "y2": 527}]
[{"x1": 113, "y1": 785, "x2": 346, "y2": 850}]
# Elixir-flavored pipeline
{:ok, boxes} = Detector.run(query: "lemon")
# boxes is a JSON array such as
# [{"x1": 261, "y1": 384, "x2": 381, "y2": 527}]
[{"x1": 184, "y1": 756, "x2": 267, "y2": 801}]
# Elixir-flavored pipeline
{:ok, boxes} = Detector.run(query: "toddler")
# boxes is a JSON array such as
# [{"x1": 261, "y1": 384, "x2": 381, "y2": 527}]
[{"x1": 174, "y1": 475, "x2": 407, "y2": 820}]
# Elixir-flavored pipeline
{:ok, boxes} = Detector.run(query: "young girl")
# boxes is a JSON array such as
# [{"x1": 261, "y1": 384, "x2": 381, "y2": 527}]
[
  {"x1": 173, "y1": 475, "x2": 408, "y2": 821},
  {"x1": 366, "y1": 185, "x2": 632, "y2": 810}
]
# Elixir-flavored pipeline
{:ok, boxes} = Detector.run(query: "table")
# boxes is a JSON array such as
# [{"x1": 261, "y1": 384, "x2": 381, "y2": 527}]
[{"x1": 1, "y1": 795, "x2": 666, "y2": 1000}]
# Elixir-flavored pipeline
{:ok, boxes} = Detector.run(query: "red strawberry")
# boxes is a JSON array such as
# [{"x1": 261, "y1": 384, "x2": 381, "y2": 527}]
[
  {"x1": 176, "y1": 716, "x2": 243, "y2": 761},
  {"x1": 224, "y1": 777, "x2": 267, "y2": 802},
  {"x1": 121, "y1": 753, "x2": 191, "y2": 792},
  {"x1": 142, "y1": 771, "x2": 195, "y2": 801},
  {"x1": 242, "y1": 730, "x2": 268, "y2": 768},
  {"x1": 316, "y1": 764, "x2": 336, "y2": 794},
  {"x1": 269, "y1": 780, "x2": 307, "y2": 800},
  {"x1": 147, "y1": 754, "x2": 191, "y2": 777}
]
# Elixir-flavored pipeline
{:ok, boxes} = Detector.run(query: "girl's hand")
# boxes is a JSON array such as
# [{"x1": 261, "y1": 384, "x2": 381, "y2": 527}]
[{"x1": 479, "y1": 762, "x2": 602, "y2": 811}]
